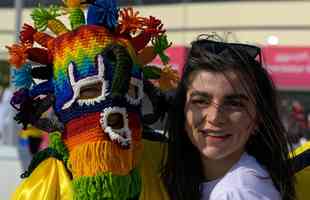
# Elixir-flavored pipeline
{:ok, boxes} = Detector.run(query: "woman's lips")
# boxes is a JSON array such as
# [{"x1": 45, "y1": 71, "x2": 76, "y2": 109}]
[{"x1": 199, "y1": 129, "x2": 232, "y2": 138}]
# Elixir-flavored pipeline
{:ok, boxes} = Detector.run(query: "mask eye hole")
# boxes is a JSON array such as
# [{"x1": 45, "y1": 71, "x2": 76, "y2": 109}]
[
  {"x1": 125, "y1": 78, "x2": 143, "y2": 105},
  {"x1": 107, "y1": 113, "x2": 124, "y2": 129},
  {"x1": 79, "y1": 82, "x2": 103, "y2": 100}
]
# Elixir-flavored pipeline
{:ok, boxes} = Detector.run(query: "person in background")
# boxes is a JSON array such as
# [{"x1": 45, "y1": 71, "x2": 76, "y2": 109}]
[
  {"x1": 162, "y1": 35, "x2": 296, "y2": 200},
  {"x1": 281, "y1": 99, "x2": 308, "y2": 150}
]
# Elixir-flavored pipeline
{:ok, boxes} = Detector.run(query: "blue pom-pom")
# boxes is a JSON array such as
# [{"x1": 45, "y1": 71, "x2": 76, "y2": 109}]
[
  {"x1": 11, "y1": 63, "x2": 32, "y2": 89},
  {"x1": 29, "y1": 80, "x2": 54, "y2": 98},
  {"x1": 87, "y1": 0, "x2": 118, "y2": 30}
]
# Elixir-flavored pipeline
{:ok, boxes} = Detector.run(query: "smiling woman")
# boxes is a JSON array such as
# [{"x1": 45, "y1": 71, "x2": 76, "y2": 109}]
[
  {"x1": 184, "y1": 70, "x2": 257, "y2": 180},
  {"x1": 162, "y1": 35, "x2": 296, "y2": 200}
]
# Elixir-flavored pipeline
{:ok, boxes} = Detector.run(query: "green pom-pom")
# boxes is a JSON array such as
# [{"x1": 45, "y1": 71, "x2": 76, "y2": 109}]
[
  {"x1": 152, "y1": 34, "x2": 172, "y2": 65},
  {"x1": 31, "y1": 5, "x2": 62, "y2": 31}
]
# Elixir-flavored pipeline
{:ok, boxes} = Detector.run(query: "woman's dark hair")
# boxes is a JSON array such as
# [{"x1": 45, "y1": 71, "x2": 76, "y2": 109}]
[{"x1": 162, "y1": 35, "x2": 296, "y2": 200}]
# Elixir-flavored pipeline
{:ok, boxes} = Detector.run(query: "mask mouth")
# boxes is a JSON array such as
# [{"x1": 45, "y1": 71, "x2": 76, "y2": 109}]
[{"x1": 79, "y1": 82, "x2": 103, "y2": 100}]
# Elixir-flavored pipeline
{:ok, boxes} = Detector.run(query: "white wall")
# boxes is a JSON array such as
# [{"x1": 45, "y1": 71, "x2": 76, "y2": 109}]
[
  {"x1": 136, "y1": 1, "x2": 310, "y2": 46},
  {"x1": 1, "y1": 1, "x2": 310, "y2": 59},
  {"x1": 0, "y1": 145, "x2": 23, "y2": 200}
]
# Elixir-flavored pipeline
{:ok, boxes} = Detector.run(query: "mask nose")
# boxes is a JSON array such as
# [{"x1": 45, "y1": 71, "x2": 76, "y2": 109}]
[{"x1": 100, "y1": 107, "x2": 131, "y2": 148}]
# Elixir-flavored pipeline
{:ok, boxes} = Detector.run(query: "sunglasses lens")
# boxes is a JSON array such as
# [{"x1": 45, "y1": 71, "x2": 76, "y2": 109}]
[{"x1": 199, "y1": 40, "x2": 261, "y2": 63}]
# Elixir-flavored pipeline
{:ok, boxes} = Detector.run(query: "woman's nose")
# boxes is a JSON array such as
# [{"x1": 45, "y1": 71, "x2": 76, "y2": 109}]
[{"x1": 204, "y1": 102, "x2": 226, "y2": 125}]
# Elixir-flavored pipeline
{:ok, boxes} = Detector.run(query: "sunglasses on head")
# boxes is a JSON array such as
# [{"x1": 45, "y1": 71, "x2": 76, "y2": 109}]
[{"x1": 195, "y1": 38, "x2": 262, "y2": 64}]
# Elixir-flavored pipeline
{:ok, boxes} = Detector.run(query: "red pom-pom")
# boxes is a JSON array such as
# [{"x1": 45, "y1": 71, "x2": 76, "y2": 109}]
[
  {"x1": 26, "y1": 48, "x2": 50, "y2": 65},
  {"x1": 20, "y1": 23, "x2": 37, "y2": 44}
]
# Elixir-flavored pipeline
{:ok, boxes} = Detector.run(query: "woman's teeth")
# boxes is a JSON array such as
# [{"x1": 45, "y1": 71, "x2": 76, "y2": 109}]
[{"x1": 206, "y1": 132, "x2": 225, "y2": 137}]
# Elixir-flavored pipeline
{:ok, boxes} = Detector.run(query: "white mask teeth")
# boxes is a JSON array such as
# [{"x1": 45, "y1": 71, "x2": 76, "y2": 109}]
[{"x1": 205, "y1": 132, "x2": 225, "y2": 137}]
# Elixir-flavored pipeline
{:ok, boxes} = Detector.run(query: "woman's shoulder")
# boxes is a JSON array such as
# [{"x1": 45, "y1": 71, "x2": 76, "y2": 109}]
[
  {"x1": 225, "y1": 153, "x2": 275, "y2": 188},
  {"x1": 229, "y1": 153, "x2": 270, "y2": 183},
  {"x1": 209, "y1": 186, "x2": 280, "y2": 200},
  {"x1": 210, "y1": 153, "x2": 280, "y2": 200}
]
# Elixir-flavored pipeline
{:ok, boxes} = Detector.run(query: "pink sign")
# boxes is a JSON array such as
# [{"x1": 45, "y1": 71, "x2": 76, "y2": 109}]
[
  {"x1": 150, "y1": 46, "x2": 187, "y2": 76},
  {"x1": 262, "y1": 46, "x2": 310, "y2": 90}
]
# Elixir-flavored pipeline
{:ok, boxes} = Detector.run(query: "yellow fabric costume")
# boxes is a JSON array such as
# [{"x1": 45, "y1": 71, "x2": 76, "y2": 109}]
[
  {"x1": 11, "y1": 140, "x2": 170, "y2": 200},
  {"x1": 291, "y1": 141, "x2": 310, "y2": 200},
  {"x1": 12, "y1": 158, "x2": 73, "y2": 200}
]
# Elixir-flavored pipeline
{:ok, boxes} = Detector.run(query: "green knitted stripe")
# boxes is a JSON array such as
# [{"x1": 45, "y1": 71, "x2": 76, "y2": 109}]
[
  {"x1": 72, "y1": 168, "x2": 141, "y2": 200},
  {"x1": 111, "y1": 45, "x2": 132, "y2": 97}
]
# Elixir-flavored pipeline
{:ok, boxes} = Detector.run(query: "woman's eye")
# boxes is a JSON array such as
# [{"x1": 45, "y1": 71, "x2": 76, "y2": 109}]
[
  {"x1": 191, "y1": 99, "x2": 210, "y2": 106},
  {"x1": 225, "y1": 100, "x2": 245, "y2": 108}
]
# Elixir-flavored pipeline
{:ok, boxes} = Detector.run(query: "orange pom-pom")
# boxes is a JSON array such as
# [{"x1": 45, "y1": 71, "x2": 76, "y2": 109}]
[
  {"x1": 118, "y1": 7, "x2": 144, "y2": 34},
  {"x1": 6, "y1": 43, "x2": 31, "y2": 68}
]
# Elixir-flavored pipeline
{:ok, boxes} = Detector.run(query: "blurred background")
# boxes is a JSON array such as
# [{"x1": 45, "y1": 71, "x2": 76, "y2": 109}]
[{"x1": 1, "y1": 0, "x2": 310, "y2": 199}]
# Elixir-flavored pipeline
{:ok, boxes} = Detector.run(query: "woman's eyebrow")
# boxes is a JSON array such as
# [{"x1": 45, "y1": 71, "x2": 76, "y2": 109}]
[
  {"x1": 189, "y1": 91, "x2": 250, "y2": 102},
  {"x1": 189, "y1": 91, "x2": 211, "y2": 98},
  {"x1": 225, "y1": 94, "x2": 250, "y2": 101}
]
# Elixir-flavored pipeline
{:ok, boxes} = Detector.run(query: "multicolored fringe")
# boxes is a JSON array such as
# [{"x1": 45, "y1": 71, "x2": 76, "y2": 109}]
[
  {"x1": 72, "y1": 168, "x2": 141, "y2": 200},
  {"x1": 68, "y1": 140, "x2": 143, "y2": 178}
]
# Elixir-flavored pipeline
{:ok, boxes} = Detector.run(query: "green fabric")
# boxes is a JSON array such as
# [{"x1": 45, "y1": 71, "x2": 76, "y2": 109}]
[
  {"x1": 72, "y1": 168, "x2": 141, "y2": 200},
  {"x1": 48, "y1": 131, "x2": 69, "y2": 165}
]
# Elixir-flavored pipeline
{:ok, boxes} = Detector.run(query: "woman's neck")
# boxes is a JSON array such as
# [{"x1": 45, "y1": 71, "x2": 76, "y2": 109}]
[{"x1": 201, "y1": 150, "x2": 245, "y2": 181}]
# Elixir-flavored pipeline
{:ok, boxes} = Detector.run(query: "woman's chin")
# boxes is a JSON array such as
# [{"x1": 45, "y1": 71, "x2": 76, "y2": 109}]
[{"x1": 200, "y1": 146, "x2": 226, "y2": 160}]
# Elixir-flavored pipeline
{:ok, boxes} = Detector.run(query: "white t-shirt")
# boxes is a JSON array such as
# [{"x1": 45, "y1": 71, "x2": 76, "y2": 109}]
[{"x1": 201, "y1": 153, "x2": 281, "y2": 200}]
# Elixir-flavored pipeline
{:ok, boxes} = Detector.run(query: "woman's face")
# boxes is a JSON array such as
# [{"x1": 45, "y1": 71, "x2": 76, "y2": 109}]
[{"x1": 184, "y1": 69, "x2": 257, "y2": 163}]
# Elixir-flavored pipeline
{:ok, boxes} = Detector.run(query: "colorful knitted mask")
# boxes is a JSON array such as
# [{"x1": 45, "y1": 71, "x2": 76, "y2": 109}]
[{"x1": 7, "y1": 0, "x2": 179, "y2": 199}]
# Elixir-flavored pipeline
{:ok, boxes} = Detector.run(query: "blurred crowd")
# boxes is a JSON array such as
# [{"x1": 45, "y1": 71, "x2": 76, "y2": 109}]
[{"x1": 280, "y1": 98, "x2": 310, "y2": 150}]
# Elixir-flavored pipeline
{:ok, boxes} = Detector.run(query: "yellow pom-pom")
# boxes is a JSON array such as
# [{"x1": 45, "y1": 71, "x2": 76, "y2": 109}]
[{"x1": 159, "y1": 64, "x2": 180, "y2": 91}]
